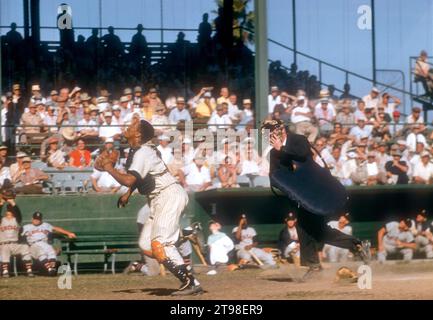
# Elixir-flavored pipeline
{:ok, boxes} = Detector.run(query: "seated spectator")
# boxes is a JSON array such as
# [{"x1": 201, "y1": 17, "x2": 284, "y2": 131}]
[
  {"x1": 168, "y1": 97, "x2": 192, "y2": 124},
  {"x1": 272, "y1": 92, "x2": 293, "y2": 124},
  {"x1": 412, "y1": 209, "x2": 433, "y2": 259},
  {"x1": 322, "y1": 213, "x2": 352, "y2": 263},
  {"x1": 46, "y1": 136, "x2": 66, "y2": 169},
  {"x1": 43, "y1": 105, "x2": 58, "y2": 134},
  {"x1": 336, "y1": 101, "x2": 356, "y2": 132},
  {"x1": 365, "y1": 152, "x2": 381, "y2": 186},
  {"x1": 207, "y1": 220, "x2": 234, "y2": 267},
  {"x1": 232, "y1": 214, "x2": 276, "y2": 268},
  {"x1": 19, "y1": 103, "x2": 47, "y2": 144},
  {"x1": 328, "y1": 123, "x2": 349, "y2": 146},
  {"x1": 377, "y1": 219, "x2": 415, "y2": 263},
  {"x1": 217, "y1": 156, "x2": 239, "y2": 189},
  {"x1": 278, "y1": 212, "x2": 300, "y2": 265},
  {"x1": 362, "y1": 87, "x2": 380, "y2": 111},
  {"x1": 90, "y1": 168, "x2": 124, "y2": 193},
  {"x1": 208, "y1": 103, "x2": 232, "y2": 133},
  {"x1": 236, "y1": 99, "x2": 254, "y2": 132},
  {"x1": 406, "y1": 124, "x2": 427, "y2": 152},
  {"x1": 268, "y1": 86, "x2": 281, "y2": 114},
  {"x1": 10, "y1": 151, "x2": 27, "y2": 183},
  {"x1": 354, "y1": 99, "x2": 367, "y2": 121},
  {"x1": 15, "y1": 157, "x2": 49, "y2": 194},
  {"x1": 193, "y1": 90, "x2": 216, "y2": 119},
  {"x1": 112, "y1": 105, "x2": 124, "y2": 126},
  {"x1": 0, "y1": 145, "x2": 10, "y2": 167},
  {"x1": 413, "y1": 152, "x2": 433, "y2": 184},
  {"x1": 179, "y1": 157, "x2": 212, "y2": 192},
  {"x1": 379, "y1": 93, "x2": 401, "y2": 117},
  {"x1": 99, "y1": 111, "x2": 122, "y2": 142},
  {"x1": 227, "y1": 94, "x2": 241, "y2": 122},
  {"x1": 157, "y1": 135, "x2": 173, "y2": 165},
  {"x1": 77, "y1": 108, "x2": 99, "y2": 144},
  {"x1": 349, "y1": 118, "x2": 372, "y2": 141},
  {"x1": 69, "y1": 138, "x2": 92, "y2": 168},
  {"x1": 291, "y1": 96, "x2": 318, "y2": 143},
  {"x1": 314, "y1": 98, "x2": 336, "y2": 136},
  {"x1": 151, "y1": 105, "x2": 170, "y2": 134},
  {"x1": 406, "y1": 106, "x2": 424, "y2": 127},
  {"x1": 385, "y1": 151, "x2": 409, "y2": 184},
  {"x1": 328, "y1": 146, "x2": 345, "y2": 181}
]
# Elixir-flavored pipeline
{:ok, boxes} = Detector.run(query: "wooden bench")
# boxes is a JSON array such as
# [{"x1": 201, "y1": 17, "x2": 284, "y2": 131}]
[{"x1": 60, "y1": 235, "x2": 140, "y2": 275}]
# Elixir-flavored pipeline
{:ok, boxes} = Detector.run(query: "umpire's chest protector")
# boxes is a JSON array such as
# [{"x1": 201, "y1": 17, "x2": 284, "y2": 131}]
[{"x1": 270, "y1": 157, "x2": 348, "y2": 216}]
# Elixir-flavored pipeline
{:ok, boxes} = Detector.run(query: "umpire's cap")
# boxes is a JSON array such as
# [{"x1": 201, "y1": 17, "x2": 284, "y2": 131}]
[
  {"x1": 33, "y1": 211, "x2": 43, "y2": 220},
  {"x1": 140, "y1": 120, "x2": 155, "y2": 143}
]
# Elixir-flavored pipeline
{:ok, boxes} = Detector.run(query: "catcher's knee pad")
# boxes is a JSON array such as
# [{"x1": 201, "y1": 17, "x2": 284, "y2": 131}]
[{"x1": 151, "y1": 241, "x2": 167, "y2": 263}]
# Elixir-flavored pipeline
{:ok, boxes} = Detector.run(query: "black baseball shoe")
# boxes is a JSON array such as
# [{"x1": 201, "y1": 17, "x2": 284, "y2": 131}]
[
  {"x1": 300, "y1": 265, "x2": 323, "y2": 282},
  {"x1": 171, "y1": 285, "x2": 204, "y2": 296}
]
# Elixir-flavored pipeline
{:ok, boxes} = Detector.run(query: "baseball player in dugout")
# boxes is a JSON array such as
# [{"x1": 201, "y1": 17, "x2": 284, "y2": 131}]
[
  {"x1": 22, "y1": 211, "x2": 76, "y2": 276},
  {"x1": 263, "y1": 119, "x2": 370, "y2": 280},
  {"x1": 94, "y1": 116, "x2": 203, "y2": 296},
  {"x1": 0, "y1": 191, "x2": 34, "y2": 277}
]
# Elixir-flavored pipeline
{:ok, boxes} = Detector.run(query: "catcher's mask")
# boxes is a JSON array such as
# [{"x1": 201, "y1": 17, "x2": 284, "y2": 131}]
[{"x1": 261, "y1": 119, "x2": 286, "y2": 140}]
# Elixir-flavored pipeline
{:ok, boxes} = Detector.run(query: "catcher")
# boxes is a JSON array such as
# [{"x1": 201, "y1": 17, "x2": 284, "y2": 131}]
[{"x1": 94, "y1": 117, "x2": 203, "y2": 296}]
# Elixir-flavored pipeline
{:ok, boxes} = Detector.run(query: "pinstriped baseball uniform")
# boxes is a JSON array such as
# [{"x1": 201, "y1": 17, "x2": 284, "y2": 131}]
[{"x1": 129, "y1": 144, "x2": 189, "y2": 265}]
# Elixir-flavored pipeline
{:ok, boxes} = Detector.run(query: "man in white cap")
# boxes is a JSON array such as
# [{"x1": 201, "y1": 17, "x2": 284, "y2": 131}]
[
  {"x1": 268, "y1": 86, "x2": 281, "y2": 114},
  {"x1": 179, "y1": 157, "x2": 212, "y2": 192},
  {"x1": 291, "y1": 96, "x2": 318, "y2": 143},
  {"x1": 168, "y1": 97, "x2": 192, "y2": 124},
  {"x1": 119, "y1": 96, "x2": 131, "y2": 120},
  {"x1": 237, "y1": 99, "x2": 254, "y2": 132},
  {"x1": 99, "y1": 111, "x2": 122, "y2": 142},
  {"x1": 9, "y1": 151, "x2": 26, "y2": 183},
  {"x1": 30, "y1": 84, "x2": 46, "y2": 105},
  {"x1": 194, "y1": 90, "x2": 216, "y2": 119},
  {"x1": 314, "y1": 98, "x2": 336, "y2": 135},
  {"x1": 362, "y1": 87, "x2": 380, "y2": 111},
  {"x1": 406, "y1": 124, "x2": 427, "y2": 153},
  {"x1": 413, "y1": 152, "x2": 433, "y2": 184},
  {"x1": 207, "y1": 103, "x2": 232, "y2": 133}
]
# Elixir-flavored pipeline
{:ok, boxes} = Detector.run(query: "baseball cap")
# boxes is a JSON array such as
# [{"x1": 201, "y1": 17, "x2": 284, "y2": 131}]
[
  {"x1": 105, "y1": 138, "x2": 114, "y2": 144},
  {"x1": 50, "y1": 90, "x2": 59, "y2": 96},
  {"x1": 158, "y1": 135, "x2": 170, "y2": 142},
  {"x1": 177, "y1": 97, "x2": 186, "y2": 103},
  {"x1": 421, "y1": 151, "x2": 431, "y2": 158},
  {"x1": 112, "y1": 105, "x2": 121, "y2": 111},
  {"x1": 203, "y1": 92, "x2": 212, "y2": 98},
  {"x1": 371, "y1": 87, "x2": 380, "y2": 93},
  {"x1": 0, "y1": 145, "x2": 8, "y2": 151},
  {"x1": 123, "y1": 88, "x2": 132, "y2": 95},
  {"x1": 320, "y1": 98, "x2": 329, "y2": 104},
  {"x1": 104, "y1": 112, "x2": 113, "y2": 117},
  {"x1": 32, "y1": 211, "x2": 43, "y2": 220},
  {"x1": 134, "y1": 86, "x2": 142, "y2": 93},
  {"x1": 22, "y1": 157, "x2": 32, "y2": 163},
  {"x1": 297, "y1": 95, "x2": 305, "y2": 101},
  {"x1": 31, "y1": 84, "x2": 41, "y2": 91},
  {"x1": 120, "y1": 96, "x2": 130, "y2": 103},
  {"x1": 285, "y1": 212, "x2": 296, "y2": 222},
  {"x1": 271, "y1": 86, "x2": 279, "y2": 92},
  {"x1": 243, "y1": 99, "x2": 252, "y2": 105},
  {"x1": 16, "y1": 151, "x2": 27, "y2": 158},
  {"x1": 149, "y1": 88, "x2": 158, "y2": 93}
]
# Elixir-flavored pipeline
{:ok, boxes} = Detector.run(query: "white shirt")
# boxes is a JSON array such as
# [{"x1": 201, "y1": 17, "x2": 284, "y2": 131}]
[
  {"x1": 78, "y1": 119, "x2": 98, "y2": 133},
  {"x1": 383, "y1": 222, "x2": 414, "y2": 246},
  {"x1": 363, "y1": 94, "x2": 379, "y2": 111},
  {"x1": 406, "y1": 115, "x2": 424, "y2": 125},
  {"x1": 157, "y1": 145, "x2": 173, "y2": 165},
  {"x1": 291, "y1": 106, "x2": 312, "y2": 123},
  {"x1": 207, "y1": 231, "x2": 234, "y2": 265},
  {"x1": 413, "y1": 162, "x2": 433, "y2": 182},
  {"x1": 182, "y1": 163, "x2": 211, "y2": 186},
  {"x1": 99, "y1": 122, "x2": 122, "y2": 139},
  {"x1": 22, "y1": 222, "x2": 53, "y2": 244},
  {"x1": 240, "y1": 159, "x2": 260, "y2": 176},
  {"x1": 91, "y1": 169, "x2": 121, "y2": 189},
  {"x1": 349, "y1": 126, "x2": 372, "y2": 140},
  {"x1": 268, "y1": 95, "x2": 281, "y2": 114},
  {"x1": 232, "y1": 226, "x2": 257, "y2": 250},
  {"x1": 208, "y1": 113, "x2": 232, "y2": 132},
  {"x1": 406, "y1": 133, "x2": 427, "y2": 152}
]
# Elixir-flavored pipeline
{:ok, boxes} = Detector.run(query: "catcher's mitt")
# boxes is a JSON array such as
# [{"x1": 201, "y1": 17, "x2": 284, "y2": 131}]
[
  {"x1": 335, "y1": 266, "x2": 358, "y2": 283},
  {"x1": 94, "y1": 149, "x2": 119, "y2": 172}
]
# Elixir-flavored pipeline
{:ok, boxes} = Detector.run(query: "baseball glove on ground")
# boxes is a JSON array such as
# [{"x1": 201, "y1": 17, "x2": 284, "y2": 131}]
[{"x1": 94, "y1": 150, "x2": 119, "y2": 172}]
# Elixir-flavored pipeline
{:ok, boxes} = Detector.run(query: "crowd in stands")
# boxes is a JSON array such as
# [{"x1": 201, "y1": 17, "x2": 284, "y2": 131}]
[{"x1": 0, "y1": 78, "x2": 433, "y2": 195}]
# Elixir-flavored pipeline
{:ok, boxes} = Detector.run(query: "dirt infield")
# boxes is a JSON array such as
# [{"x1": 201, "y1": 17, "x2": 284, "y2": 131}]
[{"x1": 2, "y1": 261, "x2": 433, "y2": 300}]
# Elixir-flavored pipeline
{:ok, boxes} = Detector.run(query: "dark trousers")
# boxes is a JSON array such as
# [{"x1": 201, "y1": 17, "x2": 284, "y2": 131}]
[{"x1": 295, "y1": 207, "x2": 361, "y2": 267}]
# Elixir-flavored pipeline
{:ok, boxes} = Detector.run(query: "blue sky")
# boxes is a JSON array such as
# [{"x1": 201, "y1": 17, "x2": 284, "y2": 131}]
[{"x1": 1, "y1": 0, "x2": 432, "y2": 115}]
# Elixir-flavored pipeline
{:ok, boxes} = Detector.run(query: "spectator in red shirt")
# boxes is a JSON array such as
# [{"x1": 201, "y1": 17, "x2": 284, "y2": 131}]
[{"x1": 69, "y1": 139, "x2": 92, "y2": 168}]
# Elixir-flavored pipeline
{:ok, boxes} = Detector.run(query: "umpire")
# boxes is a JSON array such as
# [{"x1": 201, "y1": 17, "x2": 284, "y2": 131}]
[{"x1": 264, "y1": 120, "x2": 369, "y2": 280}]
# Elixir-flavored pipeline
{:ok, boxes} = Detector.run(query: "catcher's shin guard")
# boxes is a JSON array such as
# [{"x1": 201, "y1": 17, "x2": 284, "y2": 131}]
[{"x1": 151, "y1": 241, "x2": 197, "y2": 287}]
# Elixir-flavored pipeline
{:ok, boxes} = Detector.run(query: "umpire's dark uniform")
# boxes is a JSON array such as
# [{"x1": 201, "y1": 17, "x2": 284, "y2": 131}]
[{"x1": 269, "y1": 131, "x2": 362, "y2": 268}]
